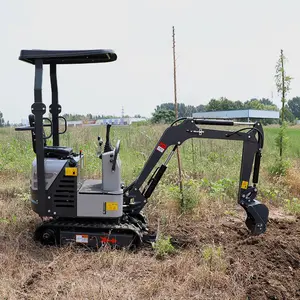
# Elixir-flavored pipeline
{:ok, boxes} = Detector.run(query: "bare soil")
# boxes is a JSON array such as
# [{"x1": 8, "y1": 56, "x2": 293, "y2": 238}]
[{"x1": 167, "y1": 211, "x2": 300, "y2": 300}]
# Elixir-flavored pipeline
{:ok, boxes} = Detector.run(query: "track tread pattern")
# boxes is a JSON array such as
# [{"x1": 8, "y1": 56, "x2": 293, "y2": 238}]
[{"x1": 34, "y1": 214, "x2": 148, "y2": 247}]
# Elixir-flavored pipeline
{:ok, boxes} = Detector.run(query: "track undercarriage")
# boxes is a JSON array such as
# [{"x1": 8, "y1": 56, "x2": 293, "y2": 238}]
[{"x1": 34, "y1": 213, "x2": 155, "y2": 249}]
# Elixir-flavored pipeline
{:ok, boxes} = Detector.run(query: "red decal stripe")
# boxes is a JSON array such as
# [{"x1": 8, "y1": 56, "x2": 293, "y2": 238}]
[{"x1": 158, "y1": 142, "x2": 167, "y2": 149}]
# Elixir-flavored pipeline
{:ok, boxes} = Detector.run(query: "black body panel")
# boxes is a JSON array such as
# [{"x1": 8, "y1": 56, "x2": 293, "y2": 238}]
[
  {"x1": 47, "y1": 162, "x2": 78, "y2": 217},
  {"x1": 31, "y1": 159, "x2": 78, "y2": 217}
]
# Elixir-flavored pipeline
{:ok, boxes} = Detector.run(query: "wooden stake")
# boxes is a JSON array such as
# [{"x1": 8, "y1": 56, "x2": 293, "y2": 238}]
[{"x1": 172, "y1": 26, "x2": 184, "y2": 209}]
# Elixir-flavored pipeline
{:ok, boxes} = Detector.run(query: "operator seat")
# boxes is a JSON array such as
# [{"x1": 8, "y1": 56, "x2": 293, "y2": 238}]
[{"x1": 28, "y1": 114, "x2": 73, "y2": 159}]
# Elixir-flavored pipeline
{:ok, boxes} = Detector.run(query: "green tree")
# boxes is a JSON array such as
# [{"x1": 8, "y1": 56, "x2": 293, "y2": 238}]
[
  {"x1": 282, "y1": 106, "x2": 295, "y2": 123},
  {"x1": 244, "y1": 98, "x2": 278, "y2": 111},
  {"x1": 151, "y1": 109, "x2": 175, "y2": 124},
  {"x1": 275, "y1": 49, "x2": 293, "y2": 125},
  {"x1": 155, "y1": 103, "x2": 198, "y2": 117},
  {"x1": 196, "y1": 104, "x2": 206, "y2": 112},
  {"x1": 275, "y1": 49, "x2": 292, "y2": 158},
  {"x1": 86, "y1": 113, "x2": 93, "y2": 120},
  {"x1": 234, "y1": 100, "x2": 244, "y2": 109},
  {"x1": 205, "y1": 98, "x2": 220, "y2": 111},
  {"x1": 260, "y1": 98, "x2": 275, "y2": 106},
  {"x1": 287, "y1": 97, "x2": 300, "y2": 119},
  {"x1": 205, "y1": 98, "x2": 233, "y2": 111},
  {"x1": 244, "y1": 99, "x2": 264, "y2": 110},
  {"x1": 0, "y1": 111, "x2": 4, "y2": 127}
]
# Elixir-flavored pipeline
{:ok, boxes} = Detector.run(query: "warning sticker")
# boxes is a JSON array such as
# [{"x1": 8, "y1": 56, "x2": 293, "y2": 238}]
[
  {"x1": 106, "y1": 202, "x2": 118, "y2": 211},
  {"x1": 65, "y1": 167, "x2": 78, "y2": 176},
  {"x1": 76, "y1": 234, "x2": 88, "y2": 243},
  {"x1": 241, "y1": 181, "x2": 249, "y2": 189},
  {"x1": 156, "y1": 142, "x2": 167, "y2": 153}
]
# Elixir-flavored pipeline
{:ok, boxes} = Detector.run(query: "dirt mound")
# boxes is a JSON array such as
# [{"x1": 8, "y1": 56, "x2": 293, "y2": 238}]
[{"x1": 169, "y1": 215, "x2": 300, "y2": 300}]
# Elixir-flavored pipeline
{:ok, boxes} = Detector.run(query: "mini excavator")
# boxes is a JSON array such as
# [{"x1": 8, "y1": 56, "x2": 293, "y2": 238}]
[{"x1": 15, "y1": 49, "x2": 269, "y2": 248}]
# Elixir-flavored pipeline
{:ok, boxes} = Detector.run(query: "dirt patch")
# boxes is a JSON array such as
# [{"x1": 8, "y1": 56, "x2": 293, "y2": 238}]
[{"x1": 168, "y1": 214, "x2": 300, "y2": 300}]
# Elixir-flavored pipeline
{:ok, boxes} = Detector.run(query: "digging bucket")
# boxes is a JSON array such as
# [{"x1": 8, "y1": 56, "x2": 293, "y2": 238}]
[{"x1": 243, "y1": 200, "x2": 269, "y2": 235}]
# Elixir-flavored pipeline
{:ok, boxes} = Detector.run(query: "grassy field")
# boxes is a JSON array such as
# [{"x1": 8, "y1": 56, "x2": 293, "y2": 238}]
[{"x1": 0, "y1": 123, "x2": 300, "y2": 299}]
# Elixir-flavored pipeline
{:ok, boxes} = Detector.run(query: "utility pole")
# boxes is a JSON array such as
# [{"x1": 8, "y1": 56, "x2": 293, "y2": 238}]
[
  {"x1": 280, "y1": 49, "x2": 285, "y2": 126},
  {"x1": 172, "y1": 26, "x2": 184, "y2": 208}
]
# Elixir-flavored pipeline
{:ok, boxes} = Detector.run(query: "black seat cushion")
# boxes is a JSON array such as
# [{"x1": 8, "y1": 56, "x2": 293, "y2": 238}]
[
  {"x1": 44, "y1": 146, "x2": 73, "y2": 159},
  {"x1": 19, "y1": 49, "x2": 117, "y2": 65}
]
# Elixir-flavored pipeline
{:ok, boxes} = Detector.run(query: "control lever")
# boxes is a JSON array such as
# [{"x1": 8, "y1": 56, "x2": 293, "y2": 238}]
[
  {"x1": 97, "y1": 136, "x2": 103, "y2": 159},
  {"x1": 104, "y1": 124, "x2": 114, "y2": 153}
]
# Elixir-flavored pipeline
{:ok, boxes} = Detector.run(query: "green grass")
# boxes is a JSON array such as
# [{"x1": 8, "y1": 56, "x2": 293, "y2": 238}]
[
  {"x1": 1, "y1": 123, "x2": 300, "y2": 208},
  {"x1": 264, "y1": 126, "x2": 300, "y2": 159}
]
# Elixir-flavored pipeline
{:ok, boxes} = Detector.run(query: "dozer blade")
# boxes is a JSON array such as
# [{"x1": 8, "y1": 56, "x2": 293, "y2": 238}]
[{"x1": 243, "y1": 199, "x2": 269, "y2": 235}]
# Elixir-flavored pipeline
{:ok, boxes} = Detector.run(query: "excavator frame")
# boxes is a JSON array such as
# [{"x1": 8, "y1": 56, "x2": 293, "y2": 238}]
[{"x1": 15, "y1": 48, "x2": 269, "y2": 248}]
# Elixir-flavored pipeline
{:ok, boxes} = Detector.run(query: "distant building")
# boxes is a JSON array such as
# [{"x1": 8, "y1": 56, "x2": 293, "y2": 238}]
[
  {"x1": 67, "y1": 117, "x2": 147, "y2": 127},
  {"x1": 95, "y1": 117, "x2": 147, "y2": 126},
  {"x1": 67, "y1": 121, "x2": 83, "y2": 127},
  {"x1": 20, "y1": 117, "x2": 147, "y2": 128},
  {"x1": 193, "y1": 109, "x2": 279, "y2": 122}
]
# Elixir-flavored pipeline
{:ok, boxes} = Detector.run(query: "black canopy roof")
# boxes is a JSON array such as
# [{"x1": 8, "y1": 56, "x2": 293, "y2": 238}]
[{"x1": 19, "y1": 49, "x2": 117, "y2": 65}]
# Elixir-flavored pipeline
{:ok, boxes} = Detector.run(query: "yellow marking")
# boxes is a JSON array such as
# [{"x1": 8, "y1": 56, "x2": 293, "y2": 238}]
[
  {"x1": 106, "y1": 202, "x2": 118, "y2": 211},
  {"x1": 241, "y1": 181, "x2": 248, "y2": 189},
  {"x1": 65, "y1": 167, "x2": 78, "y2": 176}
]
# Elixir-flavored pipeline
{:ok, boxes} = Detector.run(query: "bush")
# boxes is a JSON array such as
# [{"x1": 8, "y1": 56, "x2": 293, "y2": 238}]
[
  {"x1": 284, "y1": 198, "x2": 300, "y2": 215},
  {"x1": 202, "y1": 244, "x2": 227, "y2": 272},
  {"x1": 269, "y1": 158, "x2": 291, "y2": 176},
  {"x1": 152, "y1": 235, "x2": 176, "y2": 259},
  {"x1": 168, "y1": 179, "x2": 200, "y2": 213}
]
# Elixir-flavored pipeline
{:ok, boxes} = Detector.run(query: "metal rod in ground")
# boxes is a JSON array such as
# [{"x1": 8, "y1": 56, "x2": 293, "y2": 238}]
[
  {"x1": 172, "y1": 25, "x2": 184, "y2": 209},
  {"x1": 191, "y1": 138, "x2": 195, "y2": 175},
  {"x1": 279, "y1": 49, "x2": 285, "y2": 158}
]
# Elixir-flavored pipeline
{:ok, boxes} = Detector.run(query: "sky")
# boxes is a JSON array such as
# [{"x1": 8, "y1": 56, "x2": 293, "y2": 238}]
[{"x1": 1, "y1": 0, "x2": 300, "y2": 123}]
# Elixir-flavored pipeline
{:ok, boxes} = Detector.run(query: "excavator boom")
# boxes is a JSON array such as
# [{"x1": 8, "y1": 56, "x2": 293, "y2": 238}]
[{"x1": 123, "y1": 117, "x2": 269, "y2": 235}]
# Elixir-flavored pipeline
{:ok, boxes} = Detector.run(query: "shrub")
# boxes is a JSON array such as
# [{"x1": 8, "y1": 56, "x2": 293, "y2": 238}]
[
  {"x1": 202, "y1": 244, "x2": 227, "y2": 272},
  {"x1": 269, "y1": 158, "x2": 291, "y2": 176},
  {"x1": 284, "y1": 198, "x2": 300, "y2": 215},
  {"x1": 152, "y1": 235, "x2": 176, "y2": 259}
]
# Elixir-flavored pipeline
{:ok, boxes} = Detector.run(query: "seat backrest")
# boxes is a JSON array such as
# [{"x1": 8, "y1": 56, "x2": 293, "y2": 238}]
[{"x1": 28, "y1": 114, "x2": 47, "y2": 153}]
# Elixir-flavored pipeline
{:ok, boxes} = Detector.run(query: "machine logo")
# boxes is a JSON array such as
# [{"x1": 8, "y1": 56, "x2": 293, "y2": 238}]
[
  {"x1": 100, "y1": 237, "x2": 117, "y2": 244},
  {"x1": 156, "y1": 142, "x2": 167, "y2": 153}
]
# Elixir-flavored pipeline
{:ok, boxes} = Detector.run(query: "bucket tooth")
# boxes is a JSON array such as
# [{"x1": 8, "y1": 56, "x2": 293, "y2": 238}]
[{"x1": 243, "y1": 200, "x2": 269, "y2": 235}]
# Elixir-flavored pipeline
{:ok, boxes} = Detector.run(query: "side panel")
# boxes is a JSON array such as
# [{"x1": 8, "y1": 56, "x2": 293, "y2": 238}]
[
  {"x1": 31, "y1": 158, "x2": 67, "y2": 190},
  {"x1": 77, "y1": 193, "x2": 123, "y2": 218},
  {"x1": 101, "y1": 151, "x2": 121, "y2": 192},
  {"x1": 31, "y1": 155, "x2": 83, "y2": 217}
]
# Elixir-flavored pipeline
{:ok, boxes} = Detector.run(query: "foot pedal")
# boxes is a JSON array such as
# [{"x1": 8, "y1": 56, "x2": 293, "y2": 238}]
[{"x1": 243, "y1": 200, "x2": 269, "y2": 235}]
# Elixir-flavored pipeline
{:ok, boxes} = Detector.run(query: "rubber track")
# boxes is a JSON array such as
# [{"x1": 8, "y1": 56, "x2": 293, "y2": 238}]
[{"x1": 35, "y1": 217, "x2": 147, "y2": 246}]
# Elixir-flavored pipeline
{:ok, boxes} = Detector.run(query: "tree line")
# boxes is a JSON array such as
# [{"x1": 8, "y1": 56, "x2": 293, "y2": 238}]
[
  {"x1": 151, "y1": 97, "x2": 300, "y2": 124},
  {"x1": 2, "y1": 96, "x2": 300, "y2": 127},
  {"x1": 0, "y1": 111, "x2": 9, "y2": 127}
]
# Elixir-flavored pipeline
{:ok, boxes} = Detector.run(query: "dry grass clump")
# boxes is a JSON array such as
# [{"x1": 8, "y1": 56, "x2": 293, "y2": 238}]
[
  {"x1": 285, "y1": 161, "x2": 300, "y2": 196},
  {"x1": 0, "y1": 239, "x2": 246, "y2": 300}
]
